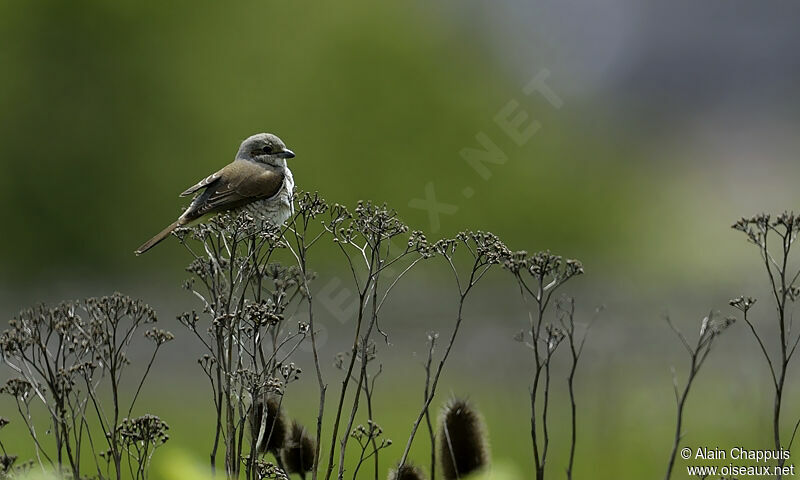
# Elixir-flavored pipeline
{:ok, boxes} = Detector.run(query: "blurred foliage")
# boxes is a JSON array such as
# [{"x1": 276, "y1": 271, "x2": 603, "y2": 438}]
[{"x1": 0, "y1": 0, "x2": 652, "y2": 282}]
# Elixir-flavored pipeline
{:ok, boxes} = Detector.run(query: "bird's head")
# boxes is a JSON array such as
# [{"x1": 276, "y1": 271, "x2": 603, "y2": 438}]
[{"x1": 236, "y1": 133, "x2": 296, "y2": 167}]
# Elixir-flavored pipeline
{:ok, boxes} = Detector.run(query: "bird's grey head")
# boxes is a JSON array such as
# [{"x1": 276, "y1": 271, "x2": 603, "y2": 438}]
[{"x1": 236, "y1": 133, "x2": 296, "y2": 167}]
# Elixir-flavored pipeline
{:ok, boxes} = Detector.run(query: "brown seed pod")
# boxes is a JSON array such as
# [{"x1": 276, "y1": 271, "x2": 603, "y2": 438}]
[
  {"x1": 251, "y1": 395, "x2": 288, "y2": 454},
  {"x1": 438, "y1": 398, "x2": 489, "y2": 480},
  {"x1": 388, "y1": 463, "x2": 426, "y2": 480},
  {"x1": 281, "y1": 420, "x2": 316, "y2": 475}
]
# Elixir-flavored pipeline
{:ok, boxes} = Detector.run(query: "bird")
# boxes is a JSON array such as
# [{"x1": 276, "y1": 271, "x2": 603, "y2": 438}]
[{"x1": 135, "y1": 133, "x2": 296, "y2": 255}]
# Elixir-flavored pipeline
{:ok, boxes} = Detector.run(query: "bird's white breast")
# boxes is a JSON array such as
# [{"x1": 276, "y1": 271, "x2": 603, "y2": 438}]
[{"x1": 242, "y1": 166, "x2": 294, "y2": 225}]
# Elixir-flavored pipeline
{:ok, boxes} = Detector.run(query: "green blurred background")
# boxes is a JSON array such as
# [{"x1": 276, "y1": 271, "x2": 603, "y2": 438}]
[{"x1": 3, "y1": 0, "x2": 800, "y2": 478}]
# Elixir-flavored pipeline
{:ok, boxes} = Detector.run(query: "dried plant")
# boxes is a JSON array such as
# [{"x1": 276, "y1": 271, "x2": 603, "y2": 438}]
[
  {"x1": 732, "y1": 213, "x2": 800, "y2": 471},
  {"x1": 503, "y1": 251, "x2": 583, "y2": 480},
  {"x1": 10, "y1": 194, "x2": 800, "y2": 480},
  {"x1": 321, "y1": 201, "x2": 433, "y2": 480},
  {"x1": 0, "y1": 192, "x2": 602, "y2": 480},
  {"x1": 283, "y1": 192, "x2": 329, "y2": 480},
  {"x1": 437, "y1": 398, "x2": 488, "y2": 480},
  {"x1": 397, "y1": 232, "x2": 508, "y2": 478},
  {"x1": 663, "y1": 312, "x2": 734, "y2": 479},
  {"x1": 177, "y1": 204, "x2": 318, "y2": 479},
  {"x1": 334, "y1": 341, "x2": 386, "y2": 480},
  {"x1": 0, "y1": 293, "x2": 172, "y2": 479},
  {"x1": 115, "y1": 414, "x2": 170, "y2": 480},
  {"x1": 0, "y1": 190, "x2": 606, "y2": 480},
  {"x1": 350, "y1": 421, "x2": 392, "y2": 480},
  {"x1": 248, "y1": 457, "x2": 291, "y2": 480},
  {"x1": 557, "y1": 298, "x2": 600, "y2": 480},
  {"x1": 177, "y1": 196, "x2": 549, "y2": 480}
]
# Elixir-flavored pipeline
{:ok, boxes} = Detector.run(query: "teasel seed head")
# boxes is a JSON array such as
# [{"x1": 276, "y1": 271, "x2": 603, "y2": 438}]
[
  {"x1": 251, "y1": 395, "x2": 289, "y2": 454},
  {"x1": 281, "y1": 420, "x2": 316, "y2": 475},
  {"x1": 438, "y1": 398, "x2": 489, "y2": 480},
  {"x1": 388, "y1": 463, "x2": 426, "y2": 480}
]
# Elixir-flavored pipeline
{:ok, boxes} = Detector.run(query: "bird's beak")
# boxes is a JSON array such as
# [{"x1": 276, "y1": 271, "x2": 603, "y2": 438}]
[{"x1": 278, "y1": 148, "x2": 295, "y2": 159}]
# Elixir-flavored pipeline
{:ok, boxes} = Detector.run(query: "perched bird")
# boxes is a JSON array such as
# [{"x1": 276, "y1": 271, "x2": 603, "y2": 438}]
[{"x1": 135, "y1": 133, "x2": 296, "y2": 255}]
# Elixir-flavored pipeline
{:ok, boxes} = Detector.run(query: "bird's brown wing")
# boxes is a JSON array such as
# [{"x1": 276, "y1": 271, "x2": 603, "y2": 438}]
[
  {"x1": 184, "y1": 161, "x2": 284, "y2": 220},
  {"x1": 180, "y1": 170, "x2": 223, "y2": 197}
]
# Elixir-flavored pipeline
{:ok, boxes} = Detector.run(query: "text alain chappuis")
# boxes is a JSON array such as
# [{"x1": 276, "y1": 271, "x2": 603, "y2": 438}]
[
  {"x1": 685, "y1": 447, "x2": 790, "y2": 463},
  {"x1": 682, "y1": 447, "x2": 795, "y2": 477},
  {"x1": 680, "y1": 447, "x2": 795, "y2": 478}
]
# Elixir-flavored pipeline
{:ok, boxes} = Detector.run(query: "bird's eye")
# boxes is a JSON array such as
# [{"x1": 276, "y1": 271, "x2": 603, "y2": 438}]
[{"x1": 262, "y1": 145, "x2": 273, "y2": 154}]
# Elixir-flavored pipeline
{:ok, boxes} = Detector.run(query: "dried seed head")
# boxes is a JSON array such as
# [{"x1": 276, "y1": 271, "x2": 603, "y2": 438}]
[
  {"x1": 144, "y1": 327, "x2": 174, "y2": 346},
  {"x1": 0, "y1": 454, "x2": 17, "y2": 474},
  {"x1": 251, "y1": 395, "x2": 288, "y2": 454},
  {"x1": 438, "y1": 398, "x2": 489, "y2": 480},
  {"x1": 251, "y1": 458, "x2": 290, "y2": 480},
  {"x1": 296, "y1": 191, "x2": 329, "y2": 219},
  {"x1": 388, "y1": 463, "x2": 426, "y2": 480},
  {"x1": 0, "y1": 378, "x2": 33, "y2": 399},
  {"x1": 281, "y1": 420, "x2": 316, "y2": 475},
  {"x1": 729, "y1": 296, "x2": 757, "y2": 313},
  {"x1": 117, "y1": 414, "x2": 170, "y2": 447}
]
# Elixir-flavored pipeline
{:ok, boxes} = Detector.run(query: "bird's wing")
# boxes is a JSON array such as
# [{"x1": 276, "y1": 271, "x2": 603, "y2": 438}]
[
  {"x1": 180, "y1": 170, "x2": 223, "y2": 197},
  {"x1": 186, "y1": 161, "x2": 285, "y2": 219}
]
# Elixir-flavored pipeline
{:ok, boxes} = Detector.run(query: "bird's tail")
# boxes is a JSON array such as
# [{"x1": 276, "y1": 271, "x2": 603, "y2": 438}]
[{"x1": 135, "y1": 219, "x2": 183, "y2": 255}]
